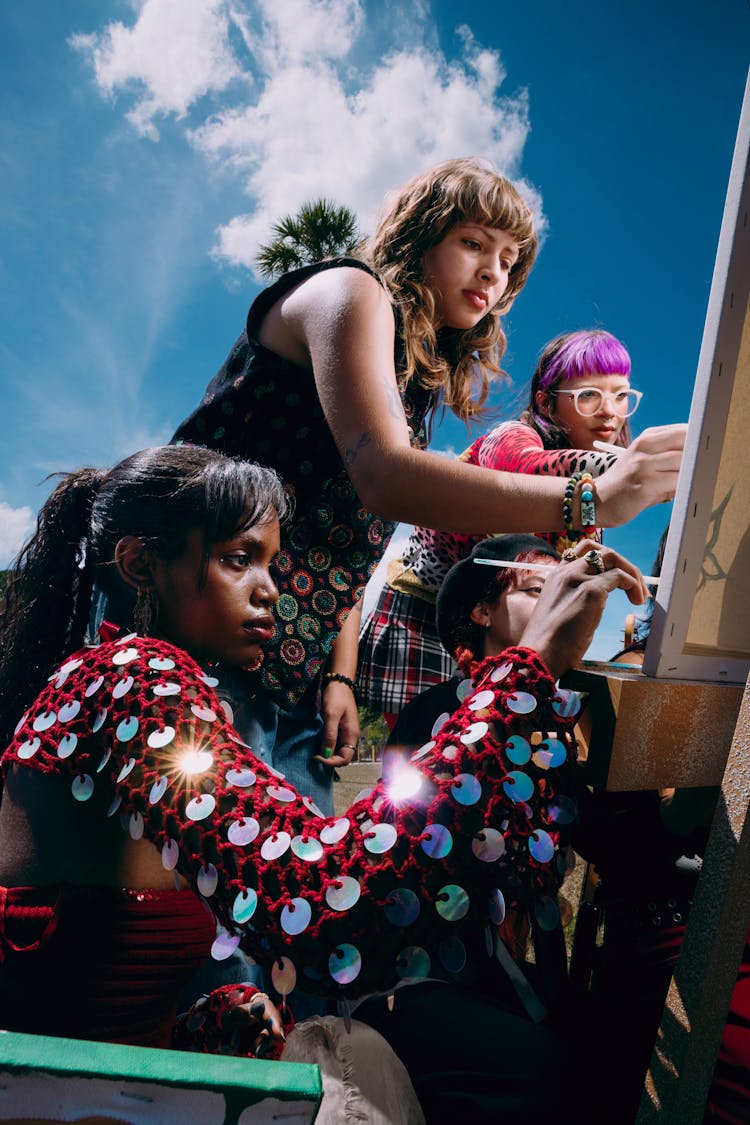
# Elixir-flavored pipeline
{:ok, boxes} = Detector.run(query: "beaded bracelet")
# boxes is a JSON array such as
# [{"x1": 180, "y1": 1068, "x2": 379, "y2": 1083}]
[
  {"x1": 562, "y1": 472, "x2": 582, "y2": 536},
  {"x1": 322, "y1": 671, "x2": 357, "y2": 696},
  {"x1": 579, "y1": 471, "x2": 597, "y2": 536}
]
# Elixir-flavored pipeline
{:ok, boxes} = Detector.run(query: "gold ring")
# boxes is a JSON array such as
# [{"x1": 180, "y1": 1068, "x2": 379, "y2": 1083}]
[
  {"x1": 561, "y1": 548, "x2": 577, "y2": 562},
  {"x1": 585, "y1": 549, "x2": 605, "y2": 574}
]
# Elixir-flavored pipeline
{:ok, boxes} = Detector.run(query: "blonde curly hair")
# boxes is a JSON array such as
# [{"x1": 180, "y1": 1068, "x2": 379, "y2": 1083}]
[{"x1": 362, "y1": 157, "x2": 538, "y2": 422}]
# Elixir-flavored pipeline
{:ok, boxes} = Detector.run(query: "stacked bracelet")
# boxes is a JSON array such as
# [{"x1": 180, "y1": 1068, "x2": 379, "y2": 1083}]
[
  {"x1": 322, "y1": 671, "x2": 357, "y2": 697},
  {"x1": 579, "y1": 471, "x2": 597, "y2": 537},
  {"x1": 562, "y1": 472, "x2": 582, "y2": 536}
]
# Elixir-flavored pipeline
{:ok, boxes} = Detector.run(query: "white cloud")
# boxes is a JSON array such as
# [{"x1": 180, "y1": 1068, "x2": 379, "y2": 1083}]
[
  {"x1": 0, "y1": 501, "x2": 35, "y2": 569},
  {"x1": 71, "y1": 0, "x2": 243, "y2": 135},
  {"x1": 73, "y1": 0, "x2": 544, "y2": 272}
]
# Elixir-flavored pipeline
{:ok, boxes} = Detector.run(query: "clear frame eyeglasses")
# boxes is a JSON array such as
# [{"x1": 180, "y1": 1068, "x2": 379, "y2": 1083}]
[{"x1": 551, "y1": 386, "x2": 643, "y2": 418}]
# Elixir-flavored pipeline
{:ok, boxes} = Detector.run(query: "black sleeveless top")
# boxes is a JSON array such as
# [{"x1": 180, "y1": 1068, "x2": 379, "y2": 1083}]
[{"x1": 173, "y1": 258, "x2": 434, "y2": 708}]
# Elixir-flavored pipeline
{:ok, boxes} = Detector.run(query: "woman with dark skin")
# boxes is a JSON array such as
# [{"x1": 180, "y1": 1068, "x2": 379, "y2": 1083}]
[{"x1": 0, "y1": 445, "x2": 648, "y2": 1119}]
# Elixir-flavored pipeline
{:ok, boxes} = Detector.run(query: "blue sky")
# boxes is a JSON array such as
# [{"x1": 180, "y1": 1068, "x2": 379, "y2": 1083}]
[{"x1": 1, "y1": 0, "x2": 748, "y2": 656}]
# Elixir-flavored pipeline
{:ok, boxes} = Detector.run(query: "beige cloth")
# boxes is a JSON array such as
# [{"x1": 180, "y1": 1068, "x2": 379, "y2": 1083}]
[{"x1": 282, "y1": 1016, "x2": 425, "y2": 1125}]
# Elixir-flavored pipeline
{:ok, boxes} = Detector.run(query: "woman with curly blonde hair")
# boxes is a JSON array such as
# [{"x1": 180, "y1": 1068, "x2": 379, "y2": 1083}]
[{"x1": 173, "y1": 158, "x2": 684, "y2": 815}]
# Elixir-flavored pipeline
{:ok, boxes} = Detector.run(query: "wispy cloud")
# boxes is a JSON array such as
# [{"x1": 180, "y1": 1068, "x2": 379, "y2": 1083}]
[
  {"x1": 73, "y1": 0, "x2": 544, "y2": 273},
  {"x1": 0, "y1": 501, "x2": 35, "y2": 569}
]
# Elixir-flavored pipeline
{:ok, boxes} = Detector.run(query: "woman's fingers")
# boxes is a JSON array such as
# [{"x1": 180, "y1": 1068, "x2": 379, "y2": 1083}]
[
  {"x1": 563, "y1": 540, "x2": 648, "y2": 603},
  {"x1": 519, "y1": 551, "x2": 646, "y2": 676},
  {"x1": 596, "y1": 423, "x2": 687, "y2": 523},
  {"x1": 630, "y1": 423, "x2": 688, "y2": 453}
]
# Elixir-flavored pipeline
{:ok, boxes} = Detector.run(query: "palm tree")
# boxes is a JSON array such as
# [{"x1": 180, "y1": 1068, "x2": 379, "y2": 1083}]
[{"x1": 255, "y1": 198, "x2": 361, "y2": 279}]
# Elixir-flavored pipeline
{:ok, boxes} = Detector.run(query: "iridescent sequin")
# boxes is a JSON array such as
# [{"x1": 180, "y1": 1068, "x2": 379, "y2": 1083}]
[
  {"x1": 116, "y1": 757, "x2": 136, "y2": 782},
  {"x1": 506, "y1": 691, "x2": 537, "y2": 715},
  {"x1": 228, "y1": 817, "x2": 260, "y2": 846},
  {"x1": 472, "y1": 828, "x2": 506, "y2": 863},
  {"x1": 116, "y1": 717, "x2": 139, "y2": 743},
  {"x1": 260, "y1": 831, "x2": 291, "y2": 860},
  {"x1": 396, "y1": 946, "x2": 430, "y2": 979},
  {"x1": 329, "y1": 943, "x2": 361, "y2": 984},
  {"x1": 267, "y1": 784, "x2": 296, "y2": 803},
  {"x1": 282, "y1": 897, "x2": 312, "y2": 936},
  {"x1": 460, "y1": 721, "x2": 488, "y2": 745},
  {"x1": 58, "y1": 701, "x2": 81, "y2": 723},
  {"x1": 291, "y1": 835, "x2": 324, "y2": 862},
  {"x1": 226, "y1": 767, "x2": 256, "y2": 788},
  {"x1": 197, "y1": 863, "x2": 218, "y2": 897},
  {"x1": 488, "y1": 888, "x2": 506, "y2": 925},
  {"x1": 505, "y1": 734, "x2": 531, "y2": 765},
  {"x1": 529, "y1": 829, "x2": 555, "y2": 863},
  {"x1": 191, "y1": 705, "x2": 217, "y2": 723},
  {"x1": 186, "y1": 793, "x2": 216, "y2": 821},
  {"x1": 149, "y1": 776, "x2": 168, "y2": 804},
  {"x1": 17, "y1": 737, "x2": 41, "y2": 760},
  {"x1": 147, "y1": 726, "x2": 176, "y2": 749},
  {"x1": 490, "y1": 661, "x2": 513, "y2": 683},
  {"x1": 33, "y1": 711, "x2": 56, "y2": 732},
  {"x1": 451, "y1": 773, "x2": 482, "y2": 805},
  {"x1": 233, "y1": 888, "x2": 258, "y2": 924},
  {"x1": 320, "y1": 818, "x2": 350, "y2": 845},
  {"x1": 325, "y1": 876, "x2": 361, "y2": 912},
  {"x1": 421, "y1": 824, "x2": 453, "y2": 859},
  {"x1": 72, "y1": 774, "x2": 94, "y2": 802},
  {"x1": 384, "y1": 888, "x2": 420, "y2": 927},
  {"x1": 272, "y1": 957, "x2": 297, "y2": 998},
  {"x1": 551, "y1": 689, "x2": 581, "y2": 717},
  {"x1": 364, "y1": 823, "x2": 398, "y2": 854},
  {"x1": 468, "y1": 690, "x2": 494, "y2": 712},
  {"x1": 436, "y1": 884, "x2": 469, "y2": 922},
  {"x1": 503, "y1": 771, "x2": 534, "y2": 803}
]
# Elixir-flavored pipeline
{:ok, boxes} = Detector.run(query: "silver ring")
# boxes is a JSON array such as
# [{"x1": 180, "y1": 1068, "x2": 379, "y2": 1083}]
[
  {"x1": 339, "y1": 743, "x2": 358, "y2": 751},
  {"x1": 585, "y1": 549, "x2": 605, "y2": 574}
]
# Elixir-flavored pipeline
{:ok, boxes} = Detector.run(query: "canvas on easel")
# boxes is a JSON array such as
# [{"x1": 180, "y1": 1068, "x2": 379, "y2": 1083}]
[{"x1": 642, "y1": 72, "x2": 750, "y2": 686}]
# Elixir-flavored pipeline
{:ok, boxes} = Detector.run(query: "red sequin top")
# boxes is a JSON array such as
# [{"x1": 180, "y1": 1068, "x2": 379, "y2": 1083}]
[{"x1": 2, "y1": 635, "x2": 579, "y2": 999}]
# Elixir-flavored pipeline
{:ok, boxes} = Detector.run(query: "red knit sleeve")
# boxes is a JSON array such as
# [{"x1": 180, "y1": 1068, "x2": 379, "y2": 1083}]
[
  {"x1": 476, "y1": 422, "x2": 618, "y2": 479},
  {"x1": 5, "y1": 636, "x2": 579, "y2": 1000}
]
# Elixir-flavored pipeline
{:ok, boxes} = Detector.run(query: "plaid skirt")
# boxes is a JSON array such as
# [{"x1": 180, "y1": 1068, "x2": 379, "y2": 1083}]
[{"x1": 357, "y1": 586, "x2": 455, "y2": 715}]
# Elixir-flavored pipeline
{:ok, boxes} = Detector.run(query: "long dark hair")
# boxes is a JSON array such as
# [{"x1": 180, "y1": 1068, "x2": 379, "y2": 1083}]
[{"x1": 0, "y1": 445, "x2": 290, "y2": 747}]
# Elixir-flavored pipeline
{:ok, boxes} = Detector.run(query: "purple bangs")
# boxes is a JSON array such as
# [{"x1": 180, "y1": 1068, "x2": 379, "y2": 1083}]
[{"x1": 536, "y1": 330, "x2": 631, "y2": 392}]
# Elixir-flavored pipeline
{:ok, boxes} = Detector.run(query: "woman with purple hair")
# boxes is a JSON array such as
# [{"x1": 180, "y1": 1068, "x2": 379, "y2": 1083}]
[{"x1": 358, "y1": 329, "x2": 641, "y2": 724}]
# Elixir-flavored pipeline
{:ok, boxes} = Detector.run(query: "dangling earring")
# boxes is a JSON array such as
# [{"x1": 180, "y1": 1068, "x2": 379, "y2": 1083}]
[{"x1": 133, "y1": 586, "x2": 156, "y2": 636}]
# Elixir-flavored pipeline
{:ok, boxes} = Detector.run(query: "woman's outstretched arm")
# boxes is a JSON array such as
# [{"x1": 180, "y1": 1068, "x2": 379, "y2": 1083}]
[
  {"x1": 263, "y1": 267, "x2": 686, "y2": 534},
  {"x1": 3, "y1": 550, "x2": 646, "y2": 999}
]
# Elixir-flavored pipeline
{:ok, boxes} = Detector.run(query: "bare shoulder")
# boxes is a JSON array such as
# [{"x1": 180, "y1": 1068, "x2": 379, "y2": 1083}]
[
  {"x1": 286, "y1": 264, "x2": 393, "y2": 323},
  {"x1": 260, "y1": 265, "x2": 395, "y2": 364}
]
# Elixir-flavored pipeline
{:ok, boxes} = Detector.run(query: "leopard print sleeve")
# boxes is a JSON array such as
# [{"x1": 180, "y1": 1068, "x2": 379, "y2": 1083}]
[{"x1": 476, "y1": 422, "x2": 618, "y2": 479}]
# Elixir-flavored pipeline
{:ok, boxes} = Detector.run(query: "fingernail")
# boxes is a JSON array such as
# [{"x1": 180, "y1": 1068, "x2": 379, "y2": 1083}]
[{"x1": 323, "y1": 747, "x2": 333, "y2": 759}]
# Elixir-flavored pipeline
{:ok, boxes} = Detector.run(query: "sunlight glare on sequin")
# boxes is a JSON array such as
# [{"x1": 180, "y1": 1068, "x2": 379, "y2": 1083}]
[
  {"x1": 388, "y1": 764, "x2": 422, "y2": 804},
  {"x1": 178, "y1": 747, "x2": 213, "y2": 775}
]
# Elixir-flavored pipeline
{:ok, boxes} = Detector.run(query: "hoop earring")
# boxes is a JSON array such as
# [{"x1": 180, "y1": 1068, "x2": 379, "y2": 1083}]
[{"x1": 133, "y1": 586, "x2": 156, "y2": 636}]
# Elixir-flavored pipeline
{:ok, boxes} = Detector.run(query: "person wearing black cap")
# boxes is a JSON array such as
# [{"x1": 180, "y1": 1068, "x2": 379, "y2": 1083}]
[{"x1": 388, "y1": 534, "x2": 560, "y2": 757}]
